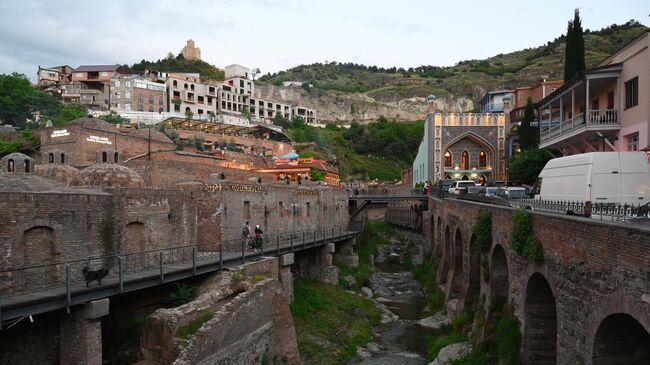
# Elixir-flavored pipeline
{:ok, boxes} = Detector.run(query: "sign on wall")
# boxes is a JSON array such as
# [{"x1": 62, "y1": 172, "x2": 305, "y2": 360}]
[
  {"x1": 228, "y1": 183, "x2": 264, "y2": 193},
  {"x1": 51, "y1": 129, "x2": 70, "y2": 138},
  {"x1": 86, "y1": 135, "x2": 112, "y2": 144}
]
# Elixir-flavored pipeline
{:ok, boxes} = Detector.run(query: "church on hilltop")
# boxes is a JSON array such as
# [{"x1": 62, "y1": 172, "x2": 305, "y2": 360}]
[{"x1": 181, "y1": 39, "x2": 201, "y2": 60}]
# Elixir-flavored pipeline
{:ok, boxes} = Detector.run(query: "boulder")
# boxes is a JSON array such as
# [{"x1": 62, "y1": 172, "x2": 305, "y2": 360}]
[
  {"x1": 429, "y1": 342, "x2": 472, "y2": 365},
  {"x1": 417, "y1": 312, "x2": 451, "y2": 330},
  {"x1": 361, "y1": 287, "x2": 374, "y2": 298}
]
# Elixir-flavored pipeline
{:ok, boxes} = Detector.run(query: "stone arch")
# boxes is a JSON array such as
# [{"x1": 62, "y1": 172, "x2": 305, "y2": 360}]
[
  {"x1": 449, "y1": 228, "x2": 463, "y2": 299},
  {"x1": 20, "y1": 226, "x2": 60, "y2": 289},
  {"x1": 489, "y1": 244, "x2": 508, "y2": 307},
  {"x1": 438, "y1": 224, "x2": 451, "y2": 284},
  {"x1": 24, "y1": 159, "x2": 31, "y2": 173},
  {"x1": 465, "y1": 233, "x2": 480, "y2": 306},
  {"x1": 584, "y1": 292, "x2": 650, "y2": 365},
  {"x1": 522, "y1": 272, "x2": 557, "y2": 365},
  {"x1": 592, "y1": 313, "x2": 650, "y2": 364},
  {"x1": 48, "y1": 152, "x2": 54, "y2": 163}
]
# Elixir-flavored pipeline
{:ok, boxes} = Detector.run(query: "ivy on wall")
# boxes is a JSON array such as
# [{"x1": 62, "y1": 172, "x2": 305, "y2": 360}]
[{"x1": 510, "y1": 210, "x2": 544, "y2": 263}]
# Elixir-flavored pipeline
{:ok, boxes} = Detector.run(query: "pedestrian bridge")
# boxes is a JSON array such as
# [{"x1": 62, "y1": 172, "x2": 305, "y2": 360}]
[{"x1": 0, "y1": 223, "x2": 361, "y2": 324}]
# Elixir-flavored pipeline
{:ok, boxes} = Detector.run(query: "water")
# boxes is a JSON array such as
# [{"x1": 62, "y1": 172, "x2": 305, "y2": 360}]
[{"x1": 351, "y1": 250, "x2": 434, "y2": 365}]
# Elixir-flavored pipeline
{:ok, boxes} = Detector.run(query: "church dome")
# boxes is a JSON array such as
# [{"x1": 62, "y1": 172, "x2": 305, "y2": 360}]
[{"x1": 73, "y1": 163, "x2": 144, "y2": 188}]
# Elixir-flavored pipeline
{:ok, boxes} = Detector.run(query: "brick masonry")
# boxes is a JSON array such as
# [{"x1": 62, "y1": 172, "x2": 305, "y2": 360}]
[{"x1": 419, "y1": 197, "x2": 650, "y2": 364}]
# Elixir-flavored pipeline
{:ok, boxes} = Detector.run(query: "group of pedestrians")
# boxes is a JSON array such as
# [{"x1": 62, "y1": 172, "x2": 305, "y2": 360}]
[{"x1": 242, "y1": 221, "x2": 264, "y2": 252}]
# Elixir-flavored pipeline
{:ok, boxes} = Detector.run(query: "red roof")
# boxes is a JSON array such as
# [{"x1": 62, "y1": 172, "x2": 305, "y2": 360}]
[{"x1": 73, "y1": 65, "x2": 126, "y2": 73}]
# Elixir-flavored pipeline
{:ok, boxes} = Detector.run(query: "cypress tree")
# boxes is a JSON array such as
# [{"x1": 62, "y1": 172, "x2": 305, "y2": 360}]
[
  {"x1": 518, "y1": 97, "x2": 537, "y2": 150},
  {"x1": 564, "y1": 9, "x2": 585, "y2": 81}
]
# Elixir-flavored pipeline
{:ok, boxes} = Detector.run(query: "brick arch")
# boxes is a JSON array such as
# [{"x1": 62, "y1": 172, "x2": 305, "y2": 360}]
[
  {"x1": 464, "y1": 233, "x2": 480, "y2": 306},
  {"x1": 438, "y1": 223, "x2": 451, "y2": 285},
  {"x1": 448, "y1": 227, "x2": 464, "y2": 300},
  {"x1": 584, "y1": 292, "x2": 650, "y2": 365},
  {"x1": 489, "y1": 243, "x2": 509, "y2": 307},
  {"x1": 522, "y1": 271, "x2": 558, "y2": 365}
]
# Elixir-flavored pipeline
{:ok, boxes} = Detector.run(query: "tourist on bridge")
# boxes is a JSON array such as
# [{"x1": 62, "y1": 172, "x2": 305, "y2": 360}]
[{"x1": 242, "y1": 221, "x2": 251, "y2": 249}]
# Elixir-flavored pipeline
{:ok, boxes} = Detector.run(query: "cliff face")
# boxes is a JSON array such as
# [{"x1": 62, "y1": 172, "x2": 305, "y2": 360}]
[{"x1": 255, "y1": 85, "x2": 475, "y2": 123}]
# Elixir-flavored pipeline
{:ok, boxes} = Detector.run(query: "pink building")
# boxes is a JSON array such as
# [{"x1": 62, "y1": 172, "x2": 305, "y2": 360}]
[{"x1": 538, "y1": 31, "x2": 649, "y2": 155}]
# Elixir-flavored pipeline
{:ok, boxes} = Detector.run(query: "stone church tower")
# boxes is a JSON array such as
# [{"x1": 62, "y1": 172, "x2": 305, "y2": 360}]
[{"x1": 181, "y1": 39, "x2": 201, "y2": 60}]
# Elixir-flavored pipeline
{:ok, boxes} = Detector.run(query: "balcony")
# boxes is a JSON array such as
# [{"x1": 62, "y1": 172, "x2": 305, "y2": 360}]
[{"x1": 540, "y1": 109, "x2": 619, "y2": 147}]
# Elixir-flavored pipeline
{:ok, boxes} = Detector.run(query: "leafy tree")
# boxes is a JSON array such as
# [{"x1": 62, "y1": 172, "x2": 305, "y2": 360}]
[
  {"x1": 272, "y1": 114, "x2": 292, "y2": 129},
  {"x1": 241, "y1": 106, "x2": 252, "y2": 122},
  {"x1": 100, "y1": 111, "x2": 128, "y2": 124},
  {"x1": 509, "y1": 148, "x2": 552, "y2": 184},
  {"x1": 564, "y1": 9, "x2": 586, "y2": 81},
  {"x1": 53, "y1": 104, "x2": 87, "y2": 126},
  {"x1": 0, "y1": 73, "x2": 61, "y2": 128},
  {"x1": 518, "y1": 97, "x2": 537, "y2": 149},
  {"x1": 189, "y1": 134, "x2": 204, "y2": 150},
  {"x1": 291, "y1": 116, "x2": 307, "y2": 129},
  {"x1": 309, "y1": 169, "x2": 325, "y2": 181},
  {"x1": 185, "y1": 108, "x2": 193, "y2": 120}
]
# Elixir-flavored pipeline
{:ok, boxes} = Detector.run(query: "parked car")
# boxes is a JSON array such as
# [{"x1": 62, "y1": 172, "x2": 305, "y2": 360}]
[
  {"x1": 467, "y1": 186, "x2": 484, "y2": 195},
  {"x1": 495, "y1": 187, "x2": 529, "y2": 199},
  {"x1": 478, "y1": 187, "x2": 498, "y2": 197},
  {"x1": 534, "y1": 152, "x2": 650, "y2": 205},
  {"x1": 448, "y1": 181, "x2": 478, "y2": 195},
  {"x1": 440, "y1": 180, "x2": 455, "y2": 192}
]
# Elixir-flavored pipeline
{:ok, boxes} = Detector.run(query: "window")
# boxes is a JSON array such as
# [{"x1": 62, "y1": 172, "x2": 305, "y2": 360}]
[
  {"x1": 7, "y1": 159, "x2": 14, "y2": 173},
  {"x1": 184, "y1": 83, "x2": 188, "y2": 90},
  {"x1": 243, "y1": 201, "x2": 251, "y2": 220},
  {"x1": 102, "y1": 152, "x2": 108, "y2": 163},
  {"x1": 48, "y1": 153, "x2": 54, "y2": 163},
  {"x1": 479, "y1": 151, "x2": 487, "y2": 167},
  {"x1": 125, "y1": 81, "x2": 131, "y2": 87},
  {"x1": 159, "y1": 107, "x2": 163, "y2": 113},
  {"x1": 444, "y1": 150, "x2": 452, "y2": 167},
  {"x1": 115, "y1": 81, "x2": 120, "y2": 88},
  {"x1": 138, "y1": 104, "x2": 143, "y2": 111},
  {"x1": 60, "y1": 153, "x2": 65, "y2": 164},
  {"x1": 149, "y1": 95, "x2": 154, "y2": 104},
  {"x1": 190, "y1": 84, "x2": 194, "y2": 91},
  {"x1": 100, "y1": 72, "x2": 108, "y2": 77},
  {"x1": 125, "y1": 91, "x2": 131, "y2": 99},
  {"x1": 159, "y1": 96, "x2": 163, "y2": 105},
  {"x1": 125, "y1": 103, "x2": 131, "y2": 111},
  {"x1": 114, "y1": 152, "x2": 119, "y2": 163},
  {"x1": 461, "y1": 150, "x2": 469, "y2": 170},
  {"x1": 625, "y1": 77, "x2": 638, "y2": 109},
  {"x1": 149, "y1": 105, "x2": 154, "y2": 112},
  {"x1": 173, "y1": 80, "x2": 177, "y2": 87},
  {"x1": 138, "y1": 94, "x2": 144, "y2": 103},
  {"x1": 306, "y1": 202, "x2": 311, "y2": 217},
  {"x1": 627, "y1": 132, "x2": 639, "y2": 151},
  {"x1": 24, "y1": 160, "x2": 30, "y2": 173}
]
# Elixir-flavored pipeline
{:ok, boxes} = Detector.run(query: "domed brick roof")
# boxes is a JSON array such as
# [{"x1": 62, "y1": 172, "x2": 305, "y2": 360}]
[
  {"x1": 73, "y1": 163, "x2": 144, "y2": 188},
  {"x1": 34, "y1": 163, "x2": 81, "y2": 185},
  {"x1": 427, "y1": 94, "x2": 437, "y2": 101}
]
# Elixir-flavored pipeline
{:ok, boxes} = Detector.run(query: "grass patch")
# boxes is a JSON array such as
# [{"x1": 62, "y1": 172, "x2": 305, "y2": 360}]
[
  {"x1": 291, "y1": 279, "x2": 381, "y2": 365},
  {"x1": 176, "y1": 311, "x2": 214, "y2": 340},
  {"x1": 426, "y1": 312, "x2": 473, "y2": 361},
  {"x1": 357, "y1": 221, "x2": 390, "y2": 265}
]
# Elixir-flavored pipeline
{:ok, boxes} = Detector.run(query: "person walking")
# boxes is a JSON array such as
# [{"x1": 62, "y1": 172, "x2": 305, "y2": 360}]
[
  {"x1": 242, "y1": 221, "x2": 251, "y2": 249},
  {"x1": 254, "y1": 224, "x2": 264, "y2": 252}
]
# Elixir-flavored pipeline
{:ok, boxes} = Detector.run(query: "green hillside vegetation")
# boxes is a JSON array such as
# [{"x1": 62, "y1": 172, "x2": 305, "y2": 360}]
[
  {"x1": 260, "y1": 20, "x2": 647, "y2": 102},
  {"x1": 281, "y1": 116, "x2": 424, "y2": 181},
  {"x1": 125, "y1": 53, "x2": 225, "y2": 81}
]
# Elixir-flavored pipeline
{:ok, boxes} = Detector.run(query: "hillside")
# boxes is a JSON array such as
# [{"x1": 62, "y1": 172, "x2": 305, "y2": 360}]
[
  {"x1": 257, "y1": 20, "x2": 648, "y2": 123},
  {"x1": 124, "y1": 53, "x2": 225, "y2": 80}
]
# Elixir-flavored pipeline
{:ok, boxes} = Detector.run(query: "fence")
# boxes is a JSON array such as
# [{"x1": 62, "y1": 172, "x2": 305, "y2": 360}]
[{"x1": 0, "y1": 220, "x2": 363, "y2": 299}]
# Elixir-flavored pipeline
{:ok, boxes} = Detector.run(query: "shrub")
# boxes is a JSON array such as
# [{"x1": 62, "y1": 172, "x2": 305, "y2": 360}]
[
  {"x1": 176, "y1": 311, "x2": 213, "y2": 339},
  {"x1": 474, "y1": 210, "x2": 492, "y2": 253},
  {"x1": 523, "y1": 236, "x2": 544, "y2": 263},
  {"x1": 510, "y1": 210, "x2": 531, "y2": 254},
  {"x1": 170, "y1": 283, "x2": 198, "y2": 306},
  {"x1": 496, "y1": 315, "x2": 522, "y2": 365}
]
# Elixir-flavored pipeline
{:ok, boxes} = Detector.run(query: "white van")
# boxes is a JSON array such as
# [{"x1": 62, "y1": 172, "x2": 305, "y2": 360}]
[{"x1": 534, "y1": 152, "x2": 650, "y2": 205}]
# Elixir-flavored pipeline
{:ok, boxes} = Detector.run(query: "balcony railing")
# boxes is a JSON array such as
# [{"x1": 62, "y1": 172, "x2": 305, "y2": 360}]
[{"x1": 541, "y1": 109, "x2": 619, "y2": 144}]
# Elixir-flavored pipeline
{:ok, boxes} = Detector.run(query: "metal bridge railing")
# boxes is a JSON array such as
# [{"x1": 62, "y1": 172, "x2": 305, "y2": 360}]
[{"x1": 0, "y1": 220, "x2": 364, "y2": 300}]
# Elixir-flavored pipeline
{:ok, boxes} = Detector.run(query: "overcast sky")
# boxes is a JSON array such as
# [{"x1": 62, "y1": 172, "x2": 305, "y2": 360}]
[{"x1": 1, "y1": 0, "x2": 648, "y2": 82}]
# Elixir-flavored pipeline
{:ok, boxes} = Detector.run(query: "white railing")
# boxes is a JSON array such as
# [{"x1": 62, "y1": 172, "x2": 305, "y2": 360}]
[{"x1": 541, "y1": 109, "x2": 618, "y2": 143}]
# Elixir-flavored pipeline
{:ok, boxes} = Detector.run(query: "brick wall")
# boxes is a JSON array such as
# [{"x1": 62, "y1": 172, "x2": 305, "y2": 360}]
[{"x1": 426, "y1": 197, "x2": 650, "y2": 364}]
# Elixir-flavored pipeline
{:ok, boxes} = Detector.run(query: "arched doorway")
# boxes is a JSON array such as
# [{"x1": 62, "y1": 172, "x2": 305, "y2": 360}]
[
  {"x1": 523, "y1": 273, "x2": 557, "y2": 364},
  {"x1": 478, "y1": 175, "x2": 486, "y2": 185},
  {"x1": 444, "y1": 150, "x2": 452, "y2": 168},
  {"x1": 449, "y1": 228, "x2": 463, "y2": 299},
  {"x1": 593, "y1": 313, "x2": 650, "y2": 364},
  {"x1": 444, "y1": 174, "x2": 452, "y2": 180},
  {"x1": 461, "y1": 151, "x2": 469, "y2": 170},
  {"x1": 21, "y1": 226, "x2": 58, "y2": 289},
  {"x1": 466, "y1": 234, "x2": 480, "y2": 306},
  {"x1": 479, "y1": 151, "x2": 487, "y2": 167},
  {"x1": 489, "y1": 244, "x2": 508, "y2": 308},
  {"x1": 125, "y1": 222, "x2": 146, "y2": 272},
  {"x1": 439, "y1": 225, "x2": 451, "y2": 284}
]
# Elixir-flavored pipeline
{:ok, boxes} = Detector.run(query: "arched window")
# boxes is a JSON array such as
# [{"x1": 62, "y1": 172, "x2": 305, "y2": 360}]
[
  {"x1": 24, "y1": 160, "x2": 30, "y2": 173},
  {"x1": 148, "y1": 95, "x2": 154, "y2": 104},
  {"x1": 158, "y1": 96, "x2": 163, "y2": 105},
  {"x1": 7, "y1": 159, "x2": 14, "y2": 173},
  {"x1": 444, "y1": 174, "x2": 451, "y2": 180},
  {"x1": 102, "y1": 151, "x2": 108, "y2": 163},
  {"x1": 184, "y1": 83, "x2": 188, "y2": 90},
  {"x1": 48, "y1": 153, "x2": 54, "y2": 163},
  {"x1": 149, "y1": 105, "x2": 154, "y2": 112},
  {"x1": 444, "y1": 150, "x2": 452, "y2": 167},
  {"x1": 461, "y1": 150, "x2": 469, "y2": 170},
  {"x1": 60, "y1": 153, "x2": 65, "y2": 164},
  {"x1": 114, "y1": 152, "x2": 119, "y2": 163},
  {"x1": 173, "y1": 80, "x2": 177, "y2": 87},
  {"x1": 462, "y1": 174, "x2": 469, "y2": 180},
  {"x1": 190, "y1": 84, "x2": 195, "y2": 91},
  {"x1": 479, "y1": 151, "x2": 487, "y2": 167},
  {"x1": 158, "y1": 107, "x2": 163, "y2": 113}
]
